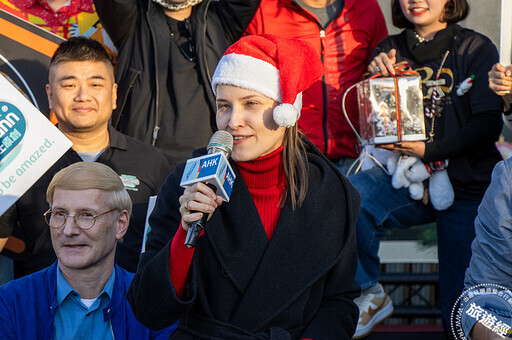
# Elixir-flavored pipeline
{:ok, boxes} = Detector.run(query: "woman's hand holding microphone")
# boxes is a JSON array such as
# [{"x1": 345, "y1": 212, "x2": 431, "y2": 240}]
[{"x1": 179, "y1": 182, "x2": 224, "y2": 231}]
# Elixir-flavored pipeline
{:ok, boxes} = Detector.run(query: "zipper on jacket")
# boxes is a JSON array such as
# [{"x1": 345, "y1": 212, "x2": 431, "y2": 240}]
[
  {"x1": 203, "y1": 0, "x2": 212, "y2": 82},
  {"x1": 202, "y1": 0, "x2": 223, "y2": 133},
  {"x1": 113, "y1": 70, "x2": 140, "y2": 129},
  {"x1": 146, "y1": 3, "x2": 161, "y2": 145},
  {"x1": 203, "y1": 0, "x2": 219, "y2": 134},
  {"x1": 291, "y1": 1, "x2": 330, "y2": 156},
  {"x1": 152, "y1": 126, "x2": 160, "y2": 145},
  {"x1": 319, "y1": 29, "x2": 328, "y2": 155},
  {"x1": 110, "y1": 321, "x2": 115, "y2": 339}
]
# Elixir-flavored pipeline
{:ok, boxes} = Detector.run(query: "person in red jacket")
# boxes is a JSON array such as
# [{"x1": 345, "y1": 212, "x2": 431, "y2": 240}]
[{"x1": 244, "y1": 0, "x2": 388, "y2": 174}]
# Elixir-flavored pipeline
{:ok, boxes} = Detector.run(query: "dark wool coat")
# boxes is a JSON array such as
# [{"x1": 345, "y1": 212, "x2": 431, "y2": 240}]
[{"x1": 127, "y1": 140, "x2": 361, "y2": 339}]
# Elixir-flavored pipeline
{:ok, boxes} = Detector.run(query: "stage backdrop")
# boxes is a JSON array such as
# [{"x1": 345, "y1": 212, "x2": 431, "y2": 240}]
[
  {"x1": 0, "y1": 10, "x2": 66, "y2": 259},
  {"x1": 0, "y1": 8, "x2": 64, "y2": 118}
]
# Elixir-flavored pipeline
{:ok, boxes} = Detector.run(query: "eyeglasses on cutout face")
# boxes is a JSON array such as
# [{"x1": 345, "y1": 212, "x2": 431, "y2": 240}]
[{"x1": 43, "y1": 208, "x2": 117, "y2": 230}]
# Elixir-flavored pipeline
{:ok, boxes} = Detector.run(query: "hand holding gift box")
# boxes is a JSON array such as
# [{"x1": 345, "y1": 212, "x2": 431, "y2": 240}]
[
  {"x1": 343, "y1": 62, "x2": 454, "y2": 210},
  {"x1": 356, "y1": 62, "x2": 426, "y2": 145}
]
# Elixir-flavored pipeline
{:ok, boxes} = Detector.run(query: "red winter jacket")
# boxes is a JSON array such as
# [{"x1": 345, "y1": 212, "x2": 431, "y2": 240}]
[{"x1": 245, "y1": 0, "x2": 388, "y2": 159}]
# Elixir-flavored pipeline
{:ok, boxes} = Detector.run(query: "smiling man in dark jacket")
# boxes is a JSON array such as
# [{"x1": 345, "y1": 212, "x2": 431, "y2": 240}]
[{"x1": 94, "y1": 0, "x2": 261, "y2": 169}]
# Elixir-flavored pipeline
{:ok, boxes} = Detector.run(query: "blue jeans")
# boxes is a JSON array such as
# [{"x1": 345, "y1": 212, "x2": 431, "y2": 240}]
[
  {"x1": 349, "y1": 167, "x2": 479, "y2": 330},
  {"x1": 0, "y1": 255, "x2": 14, "y2": 286}
]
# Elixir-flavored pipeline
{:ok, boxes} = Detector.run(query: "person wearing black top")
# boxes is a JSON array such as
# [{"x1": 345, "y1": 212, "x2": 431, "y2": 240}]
[
  {"x1": 93, "y1": 0, "x2": 261, "y2": 169},
  {"x1": 349, "y1": 0, "x2": 503, "y2": 338},
  {"x1": 0, "y1": 38, "x2": 170, "y2": 277}
]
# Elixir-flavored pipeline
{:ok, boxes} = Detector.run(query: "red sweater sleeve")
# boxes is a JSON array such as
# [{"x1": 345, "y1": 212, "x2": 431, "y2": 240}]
[{"x1": 169, "y1": 223, "x2": 196, "y2": 298}]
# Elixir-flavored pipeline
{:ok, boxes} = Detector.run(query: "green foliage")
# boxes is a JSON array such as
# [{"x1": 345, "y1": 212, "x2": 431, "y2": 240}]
[{"x1": 383, "y1": 223, "x2": 437, "y2": 248}]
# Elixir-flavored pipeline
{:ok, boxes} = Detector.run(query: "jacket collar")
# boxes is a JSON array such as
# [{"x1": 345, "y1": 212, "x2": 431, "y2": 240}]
[
  {"x1": 46, "y1": 261, "x2": 127, "y2": 320},
  {"x1": 108, "y1": 125, "x2": 128, "y2": 152},
  {"x1": 63, "y1": 125, "x2": 126, "y2": 156},
  {"x1": 45, "y1": 261, "x2": 59, "y2": 310},
  {"x1": 55, "y1": 265, "x2": 115, "y2": 306},
  {"x1": 103, "y1": 264, "x2": 127, "y2": 320}
]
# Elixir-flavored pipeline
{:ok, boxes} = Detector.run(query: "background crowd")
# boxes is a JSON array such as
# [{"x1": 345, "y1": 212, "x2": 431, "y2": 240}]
[{"x1": 0, "y1": 0, "x2": 511, "y2": 339}]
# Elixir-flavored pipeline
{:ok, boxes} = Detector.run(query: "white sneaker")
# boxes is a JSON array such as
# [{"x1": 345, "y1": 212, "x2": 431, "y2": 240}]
[{"x1": 353, "y1": 283, "x2": 394, "y2": 339}]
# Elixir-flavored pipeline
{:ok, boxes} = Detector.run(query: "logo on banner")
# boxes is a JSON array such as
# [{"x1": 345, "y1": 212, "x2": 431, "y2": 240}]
[
  {"x1": 0, "y1": 101, "x2": 26, "y2": 170},
  {"x1": 451, "y1": 283, "x2": 512, "y2": 339}
]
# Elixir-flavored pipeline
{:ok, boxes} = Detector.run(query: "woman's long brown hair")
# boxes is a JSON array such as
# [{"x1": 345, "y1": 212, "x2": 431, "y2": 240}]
[{"x1": 281, "y1": 125, "x2": 309, "y2": 210}]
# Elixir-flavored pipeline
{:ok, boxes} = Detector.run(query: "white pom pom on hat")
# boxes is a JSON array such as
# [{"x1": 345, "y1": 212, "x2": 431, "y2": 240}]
[{"x1": 211, "y1": 34, "x2": 324, "y2": 127}]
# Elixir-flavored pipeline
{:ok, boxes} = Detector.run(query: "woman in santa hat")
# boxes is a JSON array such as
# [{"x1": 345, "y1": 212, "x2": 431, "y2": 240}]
[{"x1": 127, "y1": 34, "x2": 361, "y2": 339}]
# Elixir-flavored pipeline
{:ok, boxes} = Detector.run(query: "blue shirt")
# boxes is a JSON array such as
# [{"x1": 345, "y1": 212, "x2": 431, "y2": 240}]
[{"x1": 54, "y1": 266, "x2": 116, "y2": 340}]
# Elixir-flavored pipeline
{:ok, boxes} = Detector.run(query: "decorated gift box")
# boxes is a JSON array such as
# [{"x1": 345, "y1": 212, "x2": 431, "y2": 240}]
[{"x1": 356, "y1": 69, "x2": 426, "y2": 145}]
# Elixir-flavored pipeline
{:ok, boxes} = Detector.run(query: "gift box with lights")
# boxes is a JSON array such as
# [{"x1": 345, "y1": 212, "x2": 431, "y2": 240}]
[{"x1": 356, "y1": 69, "x2": 426, "y2": 145}]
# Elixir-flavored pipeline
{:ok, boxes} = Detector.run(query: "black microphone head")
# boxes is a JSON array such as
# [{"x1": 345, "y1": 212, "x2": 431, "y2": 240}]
[{"x1": 207, "y1": 130, "x2": 233, "y2": 157}]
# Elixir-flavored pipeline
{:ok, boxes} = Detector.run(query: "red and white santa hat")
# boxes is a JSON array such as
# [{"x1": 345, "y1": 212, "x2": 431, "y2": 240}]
[{"x1": 211, "y1": 34, "x2": 324, "y2": 127}]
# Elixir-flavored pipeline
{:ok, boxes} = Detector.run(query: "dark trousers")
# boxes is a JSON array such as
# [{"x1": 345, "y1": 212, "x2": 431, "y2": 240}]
[{"x1": 349, "y1": 167, "x2": 479, "y2": 332}]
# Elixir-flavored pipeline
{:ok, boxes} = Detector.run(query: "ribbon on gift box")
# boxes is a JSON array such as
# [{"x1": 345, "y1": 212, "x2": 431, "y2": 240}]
[{"x1": 366, "y1": 61, "x2": 418, "y2": 79}]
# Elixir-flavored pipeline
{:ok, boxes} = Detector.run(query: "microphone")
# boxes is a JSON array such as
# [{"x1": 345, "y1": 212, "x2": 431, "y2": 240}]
[{"x1": 180, "y1": 131, "x2": 235, "y2": 248}]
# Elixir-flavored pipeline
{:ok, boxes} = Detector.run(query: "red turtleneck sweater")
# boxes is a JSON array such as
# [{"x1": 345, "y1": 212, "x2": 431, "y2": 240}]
[{"x1": 169, "y1": 146, "x2": 286, "y2": 297}]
